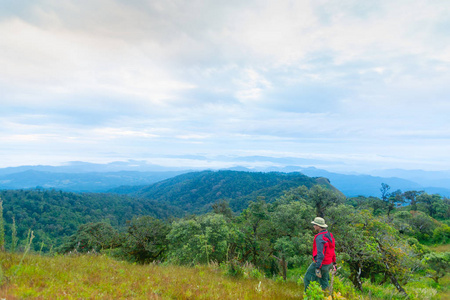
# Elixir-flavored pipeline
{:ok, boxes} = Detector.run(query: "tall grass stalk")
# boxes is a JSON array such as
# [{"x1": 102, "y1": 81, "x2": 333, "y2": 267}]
[
  {"x1": 0, "y1": 199, "x2": 4, "y2": 252},
  {"x1": 13, "y1": 229, "x2": 34, "y2": 277},
  {"x1": 11, "y1": 216, "x2": 18, "y2": 253},
  {"x1": 39, "y1": 241, "x2": 45, "y2": 255}
]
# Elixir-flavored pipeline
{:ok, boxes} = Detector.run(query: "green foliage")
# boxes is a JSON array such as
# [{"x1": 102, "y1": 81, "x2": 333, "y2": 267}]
[
  {"x1": 212, "y1": 199, "x2": 234, "y2": 220},
  {"x1": 221, "y1": 259, "x2": 245, "y2": 278},
  {"x1": 306, "y1": 184, "x2": 345, "y2": 217},
  {"x1": 392, "y1": 209, "x2": 442, "y2": 244},
  {"x1": 167, "y1": 214, "x2": 233, "y2": 265},
  {"x1": 0, "y1": 189, "x2": 180, "y2": 251},
  {"x1": 417, "y1": 193, "x2": 445, "y2": 219},
  {"x1": 432, "y1": 224, "x2": 450, "y2": 244},
  {"x1": 0, "y1": 171, "x2": 449, "y2": 299},
  {"x1": 346, "y1": 195, "x2": 386, "y2": 215},
  {"x1": 235, "y1": 200, "x2": 272, "y2": 269},
  {"x1": 304, "y1": 281, "x2": 324, "y2": 300},
  {"x1": 422, "y1": 252, "x2": 450, "y2": 284},
  {"x1": 331, "y1": 275, "x2": 358, "y2": 299},
  {"x1": 121, "y1": 216, "x2": 170, "y2": 263},
  {"x1": 132, "y1": 170, "x2": 321, "y2": 213},
  {"x1": 59, "y1": 222, "x2": 122, "y2": 254},
  {"x1": 403, "y1": 190, "x2": 423, "y2": 211}
]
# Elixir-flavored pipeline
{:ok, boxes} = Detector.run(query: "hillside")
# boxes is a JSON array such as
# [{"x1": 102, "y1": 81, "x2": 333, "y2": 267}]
[
  {"x1": 0, "y1": 170, "x2": 187, "y2": 192},
  {"x1": 234, "y1": 165, "x2": 450, "y2": 197},
  {"x1": 0, "y1": 253, "x2": 302, "y2": 299},
  {"x1": 122, "y1": 170, "x2": 336, "y2": 212},
  {"x1": 0, "y1": 189, "x2": 183, "y2": 251},
  {"x1": 2, "y1": 162, "x2": 450, "y2": 197},
  {"x1": 0, "y1": 170, "x2": 335, "y2": 250}
]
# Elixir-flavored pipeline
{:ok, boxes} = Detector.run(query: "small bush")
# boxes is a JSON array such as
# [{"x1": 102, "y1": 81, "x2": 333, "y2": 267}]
[
  {"x1": 249, "y1": 267, "x2": 263, "y2": 279},
  {"x1": 304, "y1": 281, "x2": 324, "y2": 300},
  {"x1": 331, "y1": 275, "x2": 357, "y2": 299},
  {"x1": 220, "y1": 259, "x2": 245, "y2": 278},
  {"x1": 432, "y1": 225, "x2": 450, "y2": 244}
]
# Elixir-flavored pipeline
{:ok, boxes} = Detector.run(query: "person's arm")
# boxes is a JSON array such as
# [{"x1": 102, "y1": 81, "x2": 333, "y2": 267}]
[{"x1": 314, "y1": 234, "x2": 326, "y2": 269}]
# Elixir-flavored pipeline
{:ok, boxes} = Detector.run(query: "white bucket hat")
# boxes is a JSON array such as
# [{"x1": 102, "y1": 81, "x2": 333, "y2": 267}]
[{"x1": 311, "y1": 217, "x2": 328, "y2": 228}]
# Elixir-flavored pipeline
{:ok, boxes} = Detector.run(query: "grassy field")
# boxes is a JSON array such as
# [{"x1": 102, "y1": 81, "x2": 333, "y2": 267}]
[
  {"x1": 1, "y1": 251, "x2": 448, "y2": 299},
  {"x1": 429, "y1": 244, "x2": 450, "y2": 253},
  {"x1": 0, "y1": 253, "x2": 303, "y2": 299}
]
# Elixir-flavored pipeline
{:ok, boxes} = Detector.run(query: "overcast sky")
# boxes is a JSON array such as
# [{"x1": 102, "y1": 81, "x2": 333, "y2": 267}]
[{"x1": 1, "y1": 0, "x2": 449, "y2": 172}]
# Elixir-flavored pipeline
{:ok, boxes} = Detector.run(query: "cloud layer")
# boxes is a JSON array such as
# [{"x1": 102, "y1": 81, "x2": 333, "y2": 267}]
[{"x1": 1, "y1": 0, "x2": 449, "y2": 171}]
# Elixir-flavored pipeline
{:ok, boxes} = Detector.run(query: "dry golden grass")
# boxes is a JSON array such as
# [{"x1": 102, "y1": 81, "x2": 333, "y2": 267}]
[
  {"x1": 0, "y1": 253, "x2": 303, "y2": 299},
  {"x1": 429, "y1": 243, "x2": 450, "y2": 253}
]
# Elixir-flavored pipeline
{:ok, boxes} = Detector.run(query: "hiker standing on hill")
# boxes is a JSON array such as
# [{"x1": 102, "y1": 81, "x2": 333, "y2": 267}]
[{"x1": 304, "y1": 217, "x2": 336, "y2": 292}]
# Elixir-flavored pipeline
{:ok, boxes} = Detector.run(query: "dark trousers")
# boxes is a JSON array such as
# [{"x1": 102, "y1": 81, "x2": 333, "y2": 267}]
[{"x1": 303, "y1": 262, "x2": 333, "y2": 291}]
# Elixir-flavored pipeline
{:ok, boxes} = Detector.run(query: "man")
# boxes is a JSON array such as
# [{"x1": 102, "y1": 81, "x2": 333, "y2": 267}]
[{"x1": 304, "y1": 217, "x2": 336, "y2": 292}]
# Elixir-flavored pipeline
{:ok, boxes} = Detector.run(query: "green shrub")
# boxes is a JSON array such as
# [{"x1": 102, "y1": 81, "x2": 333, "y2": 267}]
[
  {"x1": 404, "y1": 280, "x2": 438, "y2": 300},
  {"x1": 423, "y1": 252, "x2": 450, "y2": 284},
  {"x1": 220, "y1": 259, "x2": 245, "y2": 278},
  {"x1": 304, "y1": 281, "x2": 324, "y2": 300},
  {"x1": 331, "y1": 275, "x2": 357, "y2": 299},
  {"x1": 248, "y1": 267, "x2": 263, "y2": 279},
  {"x1": 362, "y1": 281, "x2": 404, "y2": 300},
  {"x1": 432, "y1": 225, "x2": 450, "y2": 244}
]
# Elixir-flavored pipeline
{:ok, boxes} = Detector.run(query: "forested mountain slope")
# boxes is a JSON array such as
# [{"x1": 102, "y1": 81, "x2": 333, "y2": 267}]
[
  {"x1": 121, "y1": 170, "x2": 338, "y2": 212},
  {"x1": 0, "y1": 170, "x2": 186, "y2": 192},
  {"x1": 0, "y1": 170, "x2": 338, "y2": 251},
  {"x1": 0, "y1": 189, "x2": 183, "y2": 251}
]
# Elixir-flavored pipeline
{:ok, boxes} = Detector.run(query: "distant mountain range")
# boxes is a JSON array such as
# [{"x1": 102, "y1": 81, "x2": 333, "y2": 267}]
[
  {"x1": 293, "y1": 167, "x2": 450, "y2": 197},
  {"x1": 0, "y1": 161, "x2": 449, "y2": 197},
  {"x1": 114, "y1": 170, "x2": 331, "y2": 213}
]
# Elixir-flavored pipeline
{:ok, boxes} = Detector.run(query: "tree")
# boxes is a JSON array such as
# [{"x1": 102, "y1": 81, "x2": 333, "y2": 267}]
[
  {"x1": 236, "y1": 200, "x2": 271, "y2": 267},
  {"x1": 326, "y1": 206, "x2": 377, "y2": 290},
  {"x1": 167, "y1": 214, "x2": 233, "y2": 265},
  {"x1": 379, "y1": 184, "x2": 405, "y2": 218},
  {"x1": 122, "y1": 216, "x2": 171, "y2": 264},
  {"x1": 363, "y1": 216, "x2": 420, "y2": 296},
  {"x1": 346, "y1": 196, "x2": 385, "y2": 215},
  {"x1": 212, "y1": 199, "x2": 234, "y2": 220},
  {"x1": 423, "y1": 252, "x2": 450, "y2": 284},
  {"x1": 306, "y1": 185, "x2": 345, "y2": 217},
  {"x1": 328, "y1": 206, "x2": 419, "y2": 296},
  {"x1": 417, "y1": 193, "x2": 442, "y2": 218},
  {"x1": 403, "y1": 190, "x2": 423, "y2": 211},
  {"x1": 432, "y1": 224, "x2": 450, "y2": 244},
  {"x1": 386, "y1": 189, "x2": 405, "y2": 217},
  {"x1": 380, "y1": 183, "x2": 391, "y2": 202},
  {"x1": 60, "y1": 222, "x2": 122, "y2": 253},
  {"x1": 269, "y1": 198, "x2": 314, "y2": 279},
  {"x1": 408, "y1": 211, "x2": 438, "y2": 242}
]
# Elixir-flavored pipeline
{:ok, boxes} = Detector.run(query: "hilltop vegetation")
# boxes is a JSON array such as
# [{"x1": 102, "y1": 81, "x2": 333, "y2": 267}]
[
  {"x1": 0, "y1": 189, "x2": 183, "y2": 252},
  {"x1": 124, "y1": 170, "x2": 328, "y2": 212},
  {"x1": 0, "y1": 169, "x2": 186, "y2": 192},
  {"x1": 2, "y1": 162, "x2": 450, "y2": 197},
  {"x1": 0, "y1": 170, "x2": 449, "y2": 299},
  {"x1": 0, "y1": 170, "x2": 328, "y2": 251}
]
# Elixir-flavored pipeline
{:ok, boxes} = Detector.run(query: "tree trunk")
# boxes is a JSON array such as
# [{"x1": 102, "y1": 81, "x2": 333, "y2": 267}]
[
  {"x1": 387, "y1": 268, "x2": 407, "y2": 296},
  {"x1": 376, "y1": 242, "x2": 408, "y2": 297},
  {"x1": 272, "y1": 254, "x2": 288, "y2": 280},
  {"x1": 350, "y1": 264, "x2": 363, "y2": 291}
]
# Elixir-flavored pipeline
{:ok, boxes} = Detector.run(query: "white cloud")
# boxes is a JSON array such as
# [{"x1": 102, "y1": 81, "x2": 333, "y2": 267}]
[{"x1": 0, "y1": 1, "x2": 449, "y2": 171}]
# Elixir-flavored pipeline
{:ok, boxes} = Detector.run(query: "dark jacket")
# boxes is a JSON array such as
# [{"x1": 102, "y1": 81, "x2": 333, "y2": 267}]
[{"x1": 312, "y1": 230, "x2": 336, "y2": 269}]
